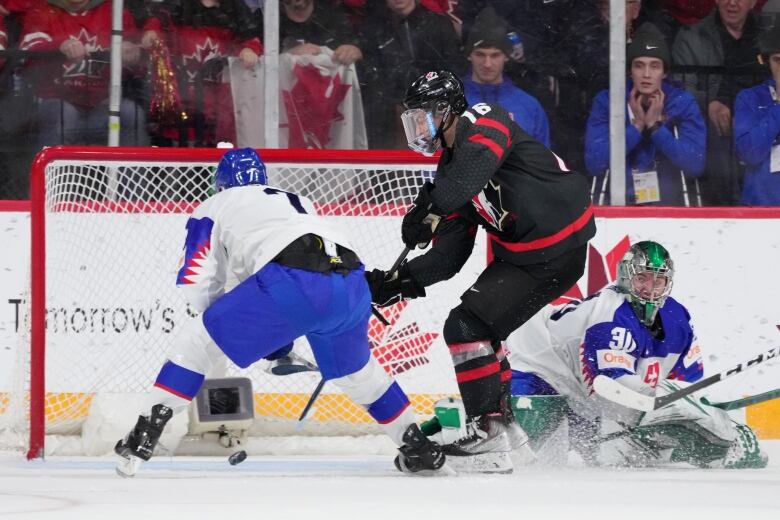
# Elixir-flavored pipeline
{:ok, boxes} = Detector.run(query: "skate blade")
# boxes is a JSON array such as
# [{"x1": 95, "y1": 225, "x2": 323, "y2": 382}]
[
  {"x1": 116, "y1": 454, "x2": 143, "y2": 478},
  {"x1": 510, "y1": 444, "x2": 537, "y2": 467},
  {"x1": 446, "y1": 451, "x2": 513, "y2": 474},
  {"x1": 397, "y1": 462, "x2": 457, "y2": 477}
]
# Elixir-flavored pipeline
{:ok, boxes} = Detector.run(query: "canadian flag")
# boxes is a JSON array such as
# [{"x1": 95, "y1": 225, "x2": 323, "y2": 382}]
[{"x1": 228, "y1": 48, "x2": 368, "y2": 149}]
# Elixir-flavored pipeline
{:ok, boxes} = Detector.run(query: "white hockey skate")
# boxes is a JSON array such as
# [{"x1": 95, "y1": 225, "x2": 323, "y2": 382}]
[
  {"x1": 116, "y1": 452, "x2": 144, "y2": 478},
  {"x1": 442, "y1": 413, "x2": 514, "y2": 474}
]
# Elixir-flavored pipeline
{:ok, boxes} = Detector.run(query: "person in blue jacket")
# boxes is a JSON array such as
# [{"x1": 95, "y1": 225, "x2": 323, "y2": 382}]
[
  {"x1": 584, "y1": 23, "x2": 706, "y2": 206},
  {"x1": 461, "y1": 7, "x2": 550, "y2": 147},
  {"x1": 733, "y1": 24, "x2": 780, "y2": 206}
]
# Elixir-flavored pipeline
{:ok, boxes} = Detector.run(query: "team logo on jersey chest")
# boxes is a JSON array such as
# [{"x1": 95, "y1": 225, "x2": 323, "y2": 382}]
[
  {"x1": 471, "y1": 180, "x2": 509, "y2": 231},
  {"x1": 62, "y1": 29, "x2": 106, "y2": 79}
]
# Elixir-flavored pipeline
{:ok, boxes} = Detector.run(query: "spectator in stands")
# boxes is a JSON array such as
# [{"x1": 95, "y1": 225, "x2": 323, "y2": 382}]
[
  {"x1": 280, "y1": 0, "x2": 362, "y2": 65},
  {"x1": 570, "y1": 0, "x2": 644, "y2": 101},
  {"x1": 142, "y1": 0, "x2": 262, "y2": 147},
  {"x1": 672, "y1": 0, "x2": 761, "y2": 205},
  {"x1": 654, "y1": 0, "x2": 716, "y2": 43},
  {"x1": 585, "y1": 24, "x2": 706, "y2": 206},
  {"x1": 19, "y1": 0, "x2": 148, "y2": 147},
  {"x1": 733, "y1": 23, "x2": 780, "y2": 205},
  {"x1": 461, "y1": 7, "x2": 550, "y2": 147},
  {"x1": 361, "y1": 0, "x2": 462, "y2": 148},
  {"x1": 457, "y1": 0, "x2": 572, "y2": 64},
  {"x1": 454, "y1": 0, "x2": 565, "y2": 124},
  {"x1": 549, "y1": 0, "x2": 644, "y2": 174}
]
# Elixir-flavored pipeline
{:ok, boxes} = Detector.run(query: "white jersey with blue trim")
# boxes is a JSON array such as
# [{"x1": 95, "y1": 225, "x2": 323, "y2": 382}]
[
  {"x1": 507, "y1": 286, "x2": 703, "y2": 414},
  {"x1": 175, "y1": 184, "x2": 356, "y2": 313}
]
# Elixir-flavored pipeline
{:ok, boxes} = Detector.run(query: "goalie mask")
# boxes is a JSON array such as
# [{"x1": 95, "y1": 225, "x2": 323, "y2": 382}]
[
  {"x1": 617, "y1": 241, "x2": 674, "y2": 326},
  {"x1": 214, "y1": 148, "x2": 267, "y2": 192},
  {"x1": 401, "y1": 70, "x2": 468, "y2": 156}
]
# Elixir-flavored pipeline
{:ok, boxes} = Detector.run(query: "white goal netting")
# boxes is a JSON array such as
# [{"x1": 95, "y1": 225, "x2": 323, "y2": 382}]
[{"x1": 0, "y1": 148, "x2": 486, "y2": 457}]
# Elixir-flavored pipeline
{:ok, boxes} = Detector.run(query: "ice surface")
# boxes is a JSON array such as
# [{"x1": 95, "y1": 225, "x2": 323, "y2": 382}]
[{"x1": 2, "y1": 441, "x2": 779, "y2": 519}]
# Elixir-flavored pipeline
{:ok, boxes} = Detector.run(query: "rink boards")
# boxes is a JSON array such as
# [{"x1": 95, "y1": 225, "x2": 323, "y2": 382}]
[{"x1": 1, "y1": 205, "x2": 779, "y2": 438}]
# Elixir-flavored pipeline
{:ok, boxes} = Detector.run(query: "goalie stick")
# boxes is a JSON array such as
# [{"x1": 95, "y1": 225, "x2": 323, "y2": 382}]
[
  {"x1": 593, "y1": 345, "x2": 780, "y2": 412},
  {"x1": 700, "y1": 388, "x2": 780, "y2": 411}
]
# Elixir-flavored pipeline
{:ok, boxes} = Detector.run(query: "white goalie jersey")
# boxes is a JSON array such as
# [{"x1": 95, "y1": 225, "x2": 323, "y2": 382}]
[
  {"x1": 506, "y1": 287, "x2": 704, "y2": 418},
  {"x1": 174, "y1": 184, "x2": 356, "y2": 313}
]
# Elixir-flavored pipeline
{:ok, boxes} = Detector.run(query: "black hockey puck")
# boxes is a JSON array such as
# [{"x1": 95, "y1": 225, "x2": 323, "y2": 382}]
[{"x1": 228, "y1": 450, "x2": 247, "y2": 465}]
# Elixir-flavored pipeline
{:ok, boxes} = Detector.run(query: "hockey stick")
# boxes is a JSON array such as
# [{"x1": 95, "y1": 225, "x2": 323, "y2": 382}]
[
  {"x1": 700, "y1": 388, "x2": 780, "y2": 411},
  {"x1": 297, "y1": 377, "x2": 327, "y2": 426},
  {"x1": 368, "y1": 246, "x2": 412, "y2": 326},
  {"x1": 297, "y1": 247, "x2": 413, "y2": 428},
  {"x1": 388, "y1": 246, "x2": 412, "y2": 278},
  {"x1": 371, "y1": 306, "x2": 390, "y2": 326},
  {"x1": 593, "y1": 345, "x2": 780, "y2": 412}
]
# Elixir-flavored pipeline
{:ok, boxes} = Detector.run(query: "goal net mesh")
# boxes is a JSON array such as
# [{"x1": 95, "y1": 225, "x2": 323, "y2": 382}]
[{"x1": 0, "y1": 151, "x2": 486, "y2": 456}]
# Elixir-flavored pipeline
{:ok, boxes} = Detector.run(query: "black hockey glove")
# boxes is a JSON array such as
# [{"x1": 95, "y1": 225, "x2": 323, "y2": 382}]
[
  {"x1": 402, "y1": 182, "x2": 443, "y2": 250},
  {"x1": 365, "y1": 260, "x2": 426, "y2": 307}
]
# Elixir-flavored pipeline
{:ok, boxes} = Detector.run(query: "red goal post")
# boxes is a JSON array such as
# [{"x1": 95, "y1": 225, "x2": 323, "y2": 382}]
[{"x1": 9, "y1": 146, "x2": 479, "y2": 459}]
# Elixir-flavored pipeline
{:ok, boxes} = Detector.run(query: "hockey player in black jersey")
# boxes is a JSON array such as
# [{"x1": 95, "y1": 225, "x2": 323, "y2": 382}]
[{"x1": 366, "y1": 70, "x2": 596, "y2": 473}]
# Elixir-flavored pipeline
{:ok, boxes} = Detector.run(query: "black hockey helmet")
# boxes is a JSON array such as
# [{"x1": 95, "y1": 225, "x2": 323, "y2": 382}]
[{"x1": 403, "y1": 70, "x2": 468, "y2": 115}]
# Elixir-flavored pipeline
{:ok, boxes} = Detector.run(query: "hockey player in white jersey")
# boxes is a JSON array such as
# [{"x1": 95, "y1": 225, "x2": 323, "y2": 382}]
[
  {"x1": 430, "y1": 241, "x2": 767, "y2": 468},
  {"x1": 115, "y1": 148, "x2": 445, "y2": 476}
]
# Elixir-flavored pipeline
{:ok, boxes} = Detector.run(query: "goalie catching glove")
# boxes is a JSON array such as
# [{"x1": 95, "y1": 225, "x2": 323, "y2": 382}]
[
  {"x1": 365, "y1": 260, "x2": 426, "y2": 307},
  {"x1": 402, "y1": 182, "x2": 443, "y2": 250}
]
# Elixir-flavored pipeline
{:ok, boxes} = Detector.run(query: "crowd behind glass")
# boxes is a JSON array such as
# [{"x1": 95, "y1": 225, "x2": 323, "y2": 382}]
[{"x1": 1, "y1": 0, "x2": 779, "y2": 206}]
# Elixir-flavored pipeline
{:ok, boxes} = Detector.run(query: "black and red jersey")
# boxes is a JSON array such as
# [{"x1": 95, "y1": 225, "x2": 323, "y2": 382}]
[{"x1": 428, "y1": 102, "x2": 595, "y2": 266}]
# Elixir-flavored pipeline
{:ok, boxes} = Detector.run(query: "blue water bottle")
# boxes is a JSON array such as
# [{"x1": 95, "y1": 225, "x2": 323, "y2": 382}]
[{"x1": 506, "y1": 31, "x2": 525, "y2": 63}]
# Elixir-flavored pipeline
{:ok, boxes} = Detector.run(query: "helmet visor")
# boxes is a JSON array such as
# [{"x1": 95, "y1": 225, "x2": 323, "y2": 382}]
[{"x1": 400, "y1": 108, "x2": 440, "y2": 156}]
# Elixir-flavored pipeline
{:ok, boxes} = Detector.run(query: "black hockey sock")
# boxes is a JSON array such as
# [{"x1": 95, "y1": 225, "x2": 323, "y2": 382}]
[{"x1": 449, "y1": 342, "x2": 503, "y2": 418}]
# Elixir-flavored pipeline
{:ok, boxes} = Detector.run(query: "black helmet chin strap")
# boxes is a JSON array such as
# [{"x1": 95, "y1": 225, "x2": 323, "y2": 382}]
[{"x1": 432, "y1": 106, "x2": 454, "y2": 148}]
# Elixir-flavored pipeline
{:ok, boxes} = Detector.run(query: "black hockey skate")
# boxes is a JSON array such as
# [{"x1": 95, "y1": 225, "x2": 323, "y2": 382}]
[
  {"x1": 442, "y1": 413, "x2": 513, "y2": 474},
  {"x1": 115, "y1": 404, "x2": 173, "y2": 477},
  {"x1": 394, "y1": 423, "x2": 446, "y2": 474}
]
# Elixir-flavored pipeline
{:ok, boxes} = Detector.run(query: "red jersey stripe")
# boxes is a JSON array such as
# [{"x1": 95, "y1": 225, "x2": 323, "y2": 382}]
[
  {"x1": 475, "y1": 117, "x2": 510, "y2": 140},
  {"x1": 456, "y1": 361, "x2": 500, "y2": 383},
  {"x1": 491, "y1": 203, "x2": 594, "y2": 253},
  {"x1": 469, "y1": 134, "x2": 504, "y2": 159},
  {"x1": 500, "y1": 369, "x2": 512, "y2": 382},
  {"x1": 153, "y1": 382, "x2": 194, "y2": 401}
]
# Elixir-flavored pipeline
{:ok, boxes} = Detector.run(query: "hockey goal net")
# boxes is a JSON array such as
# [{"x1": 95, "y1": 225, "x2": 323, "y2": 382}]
[{"x1": 1, "y1": 147, "x2": 486, "y2": 459}]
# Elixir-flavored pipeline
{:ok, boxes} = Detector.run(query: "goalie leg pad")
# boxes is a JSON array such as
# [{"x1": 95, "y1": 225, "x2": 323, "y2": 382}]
[
  {"x1": 723, "y1": 423, "x2": 768, "y2": 469},
  {"x1": 602, "y1": 381, "x2": 768, "y2": 468}
]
